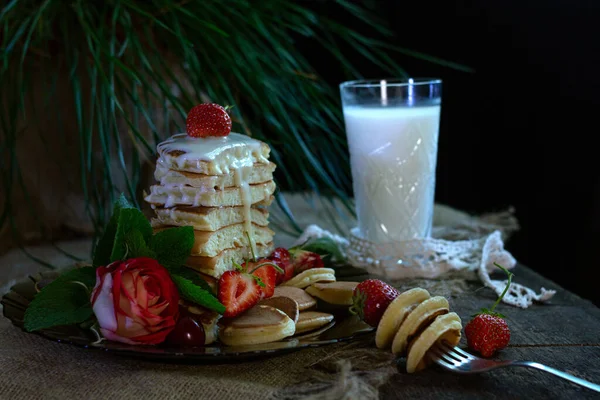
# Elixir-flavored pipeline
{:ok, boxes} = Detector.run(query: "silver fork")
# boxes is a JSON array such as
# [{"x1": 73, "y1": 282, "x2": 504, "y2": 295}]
[{"x1": 428, "y1": 341, "x2": 600, "y2": 393}]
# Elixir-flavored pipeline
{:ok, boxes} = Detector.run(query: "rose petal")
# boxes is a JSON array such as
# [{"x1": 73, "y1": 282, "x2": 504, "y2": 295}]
[
  {"x1": 91, "y1": 273, "x2": 118, "y2": 333},
  {"x1": 100, "y1": 328, "x2": 140, "y2": 345}
]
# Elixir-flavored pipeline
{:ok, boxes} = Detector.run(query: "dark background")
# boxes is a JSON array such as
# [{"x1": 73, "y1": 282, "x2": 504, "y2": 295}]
[{"x1": 308, "y1": 1, "x2": 600, "y2": 305}]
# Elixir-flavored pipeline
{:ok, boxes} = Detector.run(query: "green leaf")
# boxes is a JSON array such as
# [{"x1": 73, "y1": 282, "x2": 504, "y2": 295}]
[
  {"x1": 24, "y1": 267, "x2": 97, "y2": 332},
  {"x1": 149, "y1": 226, "x2": 195, "y2": 269},
  {"x1": 124, "y1": 229, "x2": 156, "y2": 259},
  {"x1": 171, "y1": 274, "x2": 225, "y2": 314},
  {"x1": 169, "y1": 266, "x2": 214, "y2": 294},
  {"x1": 110, "y1": 207, "x2": 153, "y2": 262},
  {"x1": 291, "y1": 237, "x2": 345, "y2": 263},
  {"x1": 93, "y1": 194, "x2": 134, "y2": 267}
]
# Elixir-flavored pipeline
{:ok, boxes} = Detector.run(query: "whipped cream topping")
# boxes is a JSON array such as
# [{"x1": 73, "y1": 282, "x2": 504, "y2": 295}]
[{"x1": 157, "y1": 132, "x2": 269, "y2": 174}]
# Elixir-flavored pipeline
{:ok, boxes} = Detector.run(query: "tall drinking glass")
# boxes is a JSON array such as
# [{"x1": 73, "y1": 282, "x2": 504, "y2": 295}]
[{"x1": 340, "y1": 78, "x2": 442, "y2": 244}]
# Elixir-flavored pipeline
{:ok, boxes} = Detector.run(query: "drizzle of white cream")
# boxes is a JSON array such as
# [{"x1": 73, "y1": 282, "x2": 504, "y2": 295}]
[{"x1": 157, "y1": 132, "x2": 268, "y2": 174}]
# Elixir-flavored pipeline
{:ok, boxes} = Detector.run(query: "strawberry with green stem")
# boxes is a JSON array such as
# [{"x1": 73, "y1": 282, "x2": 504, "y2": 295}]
[{"x1": 465, "y1": 262, "x2": 514, "y2": 357}]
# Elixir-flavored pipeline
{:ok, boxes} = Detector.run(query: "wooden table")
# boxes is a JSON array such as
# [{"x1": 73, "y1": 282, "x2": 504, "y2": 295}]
[
  {"x1": 0, "y1": 196, "x2": 599, "y2": 399},
  {"x1": 377, "y1": 265, "x2": 600, "y2": 399}
]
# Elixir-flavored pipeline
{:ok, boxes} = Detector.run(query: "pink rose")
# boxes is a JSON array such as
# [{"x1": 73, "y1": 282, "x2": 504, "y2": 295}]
[{"x1": 91, "y1": 257, "x2": 179, "y2": 345}]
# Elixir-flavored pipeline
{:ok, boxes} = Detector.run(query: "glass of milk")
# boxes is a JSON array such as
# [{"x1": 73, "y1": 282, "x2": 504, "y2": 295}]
[{"x1": 340, "y1": 78, "x2": 442, "y2": 244}]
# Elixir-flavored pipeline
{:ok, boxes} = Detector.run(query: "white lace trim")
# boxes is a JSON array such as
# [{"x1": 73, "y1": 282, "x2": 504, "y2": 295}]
[
  {"x1": 295, "y1": 207, "x2": 556, "y2": 309},
  {"x1": 478, "y1": 238, "x2": 556, "y2": 308}
]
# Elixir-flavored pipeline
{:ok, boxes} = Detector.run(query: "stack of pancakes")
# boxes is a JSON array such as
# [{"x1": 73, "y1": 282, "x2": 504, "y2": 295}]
[{"x1": 145, "y1": 132, "x2": 277, "y2": 278}]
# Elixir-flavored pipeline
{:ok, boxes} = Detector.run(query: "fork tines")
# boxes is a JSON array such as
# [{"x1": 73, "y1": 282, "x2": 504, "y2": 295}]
[{"x1": 428, "y1": 341, "x2": 474, "y2": 369}]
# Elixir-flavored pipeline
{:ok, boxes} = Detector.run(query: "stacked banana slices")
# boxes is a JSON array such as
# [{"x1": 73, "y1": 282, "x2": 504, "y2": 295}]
[
  {"x1": 217, "y1": 269, "x2": 355, "y2": 346},
  {"x1": 376, "y1": 288, "x2": 463, "y2": 373}
]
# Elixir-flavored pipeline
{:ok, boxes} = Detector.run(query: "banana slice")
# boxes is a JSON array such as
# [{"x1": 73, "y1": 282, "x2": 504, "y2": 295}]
[
  {"x1": 305, "y1": 281, "x2": 359, "y2": 305},
  {"x1": 391, "y1": 296, "x2": 450, "y2": 355},
  {"x1": 376, "y1": 288, "x2": 430, "y2": 349},
  {"x1": 218, "y1": 305, "x2": 295, "y2": 346},
  {"x1": 273, "y1": 286, "x2": 317, "y2": 311},
  {"x1": 406, "y1": 312, "x2": 462, "y2": 373},
  {"x1": 281, "y1": 268, "x2": 336, "y2": 289},
  {"x1": 295, "y1": 311, "x2": 335, "y2": 334}
]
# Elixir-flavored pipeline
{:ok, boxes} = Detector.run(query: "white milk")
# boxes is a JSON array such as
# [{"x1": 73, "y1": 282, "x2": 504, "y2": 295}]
[{"x1": 343, "y1": 105, "x2": 441, "y2": 243}]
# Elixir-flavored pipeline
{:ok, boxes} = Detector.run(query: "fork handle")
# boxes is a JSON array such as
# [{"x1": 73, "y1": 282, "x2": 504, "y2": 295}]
[{"x1": 509, "y1": 361, "x2": 600, "y2": 393}]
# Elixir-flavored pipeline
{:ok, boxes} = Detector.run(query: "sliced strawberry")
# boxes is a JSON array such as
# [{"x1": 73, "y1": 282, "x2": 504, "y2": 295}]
[
  {"x1": 251, "y1": 264, "x2": 277, "y2": 298},
  {"x1": 292, "y1": 250, "x2": 324, "y2": 274},
  {"x1": 269, "y1": 247, "x2": 293, "y2": 284},
  {"x1": 218, "y1": 271, "x2": 261, "y2": 317}
]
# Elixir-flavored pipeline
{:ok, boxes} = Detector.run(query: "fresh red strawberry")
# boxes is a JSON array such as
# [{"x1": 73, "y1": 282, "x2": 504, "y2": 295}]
[
  {"x1": 218, "y1": 270, "x2": 261, "y2": 317},
  {"x1": 292, "y1": 250, "x2": 324, "y2": 274},
  {"x1": 465, "y1": 262, "x2": 513, "y2": 357},
  {"x1": 350, "y1": 279, "x2": 399, "y2": 327},
  {"x1": 269, "y1": 247, "x2": 294, "y2": 284},
  {"x1": 186, "y1": 103, "x2": 232, "y2": 138},
  {"x1": 465, "y1": 314, "x2": 511, "y2": 357}
]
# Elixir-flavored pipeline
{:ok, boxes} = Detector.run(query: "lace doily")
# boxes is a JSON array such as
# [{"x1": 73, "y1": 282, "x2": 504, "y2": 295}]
[{"x1": 294, "y1": 206, "x2": 556, "y2": 308}]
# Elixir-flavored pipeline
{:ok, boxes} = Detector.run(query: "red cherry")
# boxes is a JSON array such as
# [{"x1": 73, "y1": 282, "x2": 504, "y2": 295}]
[{"x1": 164, "y1": 316, "x2": 206, "y2": 347}]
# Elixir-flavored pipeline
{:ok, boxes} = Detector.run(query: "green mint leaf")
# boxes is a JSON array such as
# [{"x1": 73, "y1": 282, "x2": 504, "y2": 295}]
[
  {"x1": 149, "y1": 226, "x2": 194, "y2": 269},
  {"x1": 24, "y1": 267, "x2": 97, "y2": 332},
  {"x1": 110, "y1": 208, "x2": 153, "y2": 262},
  {"x1": 171, "y1": 274, "x2": 225, "y2": 314},
  {"x1": 169, "y1": 266, "x2": 214, "y2": 295},
  {"x1": 124, "y1": 230, "x2": 156, "y2": 259},
  {"x1": 291, "y1": 237, "x2": 345, "y2": 265},
  {"x1": 92, "y1": 194, "x2": 135, "y2": 267}
]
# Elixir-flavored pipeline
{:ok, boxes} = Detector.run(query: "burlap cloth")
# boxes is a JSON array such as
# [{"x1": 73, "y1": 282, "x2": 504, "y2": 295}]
[{"x1": 0, "y1": 264, "x2": 468, "y2": 400}]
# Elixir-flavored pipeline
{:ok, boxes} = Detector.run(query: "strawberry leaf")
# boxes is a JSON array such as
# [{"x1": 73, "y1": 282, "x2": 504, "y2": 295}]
[
  {"x1": 92, "y1": 194, "x2": 134, "y2": 267},
  {"x1": 110, "y1": 208, "x2": 153, "y2": 262},
  {"x1": 169, "y1": 266, "x2": 214, "y2": 295},
  {"x1": 149, "y1": 226, "x2": 194, "y2": 269},
  {"x1": 290, "y1": 237, "x2": 344, "y2": 266},
  {"x1": 24, "y1": 267, "x2": 97, "y2": 332},
  {"x1": 171, "y1": 274, "x2": 225, "y2": 314}
]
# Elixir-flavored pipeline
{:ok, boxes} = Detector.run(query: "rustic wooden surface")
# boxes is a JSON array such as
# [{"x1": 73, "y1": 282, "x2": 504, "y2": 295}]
[
  {"x1": 377, "y1": 264, "x2": 600, "y2": 399},
  {"x1": 1, "y1": 193, "x2": 599, "y2": 399}
]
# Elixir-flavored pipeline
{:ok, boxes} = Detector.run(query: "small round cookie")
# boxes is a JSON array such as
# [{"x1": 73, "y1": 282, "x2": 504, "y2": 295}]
[
  {"x1": 305, "y1": 281, "x2": 359, "y2": 306},
  {"x1": 406, "y1": 312, "x2": 462, "y2": 373},
  {"x1": 295, "y1": 311, "x2": 335, "y2": 335},
  {"x1": 281, "y1": 268, "x2": 336, "y2": 289},
  {"x1": 391, "y1": 296, "x2": 450, "y2": 355},
  {"x1": 218, "y1": 305, "x2": 295, "y2": 346},
  {"x1": 375, "y1": 288, "x2": 430, "y2": 349},
  {"x1": 258, "y1": 296, "x2": 300, "y2": 323},
  {"x1": 274, "y1": 286, "x2": 317, "y2": 311}
]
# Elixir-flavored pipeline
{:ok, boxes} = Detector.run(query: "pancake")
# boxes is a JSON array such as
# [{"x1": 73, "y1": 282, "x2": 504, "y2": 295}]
[
  {"x1": 295, "y1": 311, "x2": 334, "y2": 335},
  {"x1": 144, "y1": 180, "x2": 276, "y2": 208},
  {"x1": 218, "y1": 305, "x2": 295, "y2": 346},
  {"x1": 155, "y1": 162, "x2": 276, "y2": 190},
  {"x1": 281, "y1": 268, "x2": 336, "y2": 289},
  {"x1": 154, "y1": 223, "x2": 275, "y2": 257},
  {"x1": 406, "y1": 312, "x2": 462, "y2": 373},
  {"x1": 273, "y1": 286, "x2": 317, "y2": 311},
  {"x1": 391, "y1": 296, "x2": 450, "y2": 355},
  {"x1": 376, "y1": 288, "x2": 430, "y2": 350},
  {"x1": 305, "y1": 281, "x2": 359, "y2": 306},
  {"x1": 157, "y1": 132, "x2": 271, "y2": 175},
  {"x1": 258, "y1": 297, "x2": 299, "y2": 323},
  {"x1": 185, "y1": 242, "x2": 274, "y2": 278},
  {"x1": 152, "y1": 205, "x2": 269, "y2": 232}
]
